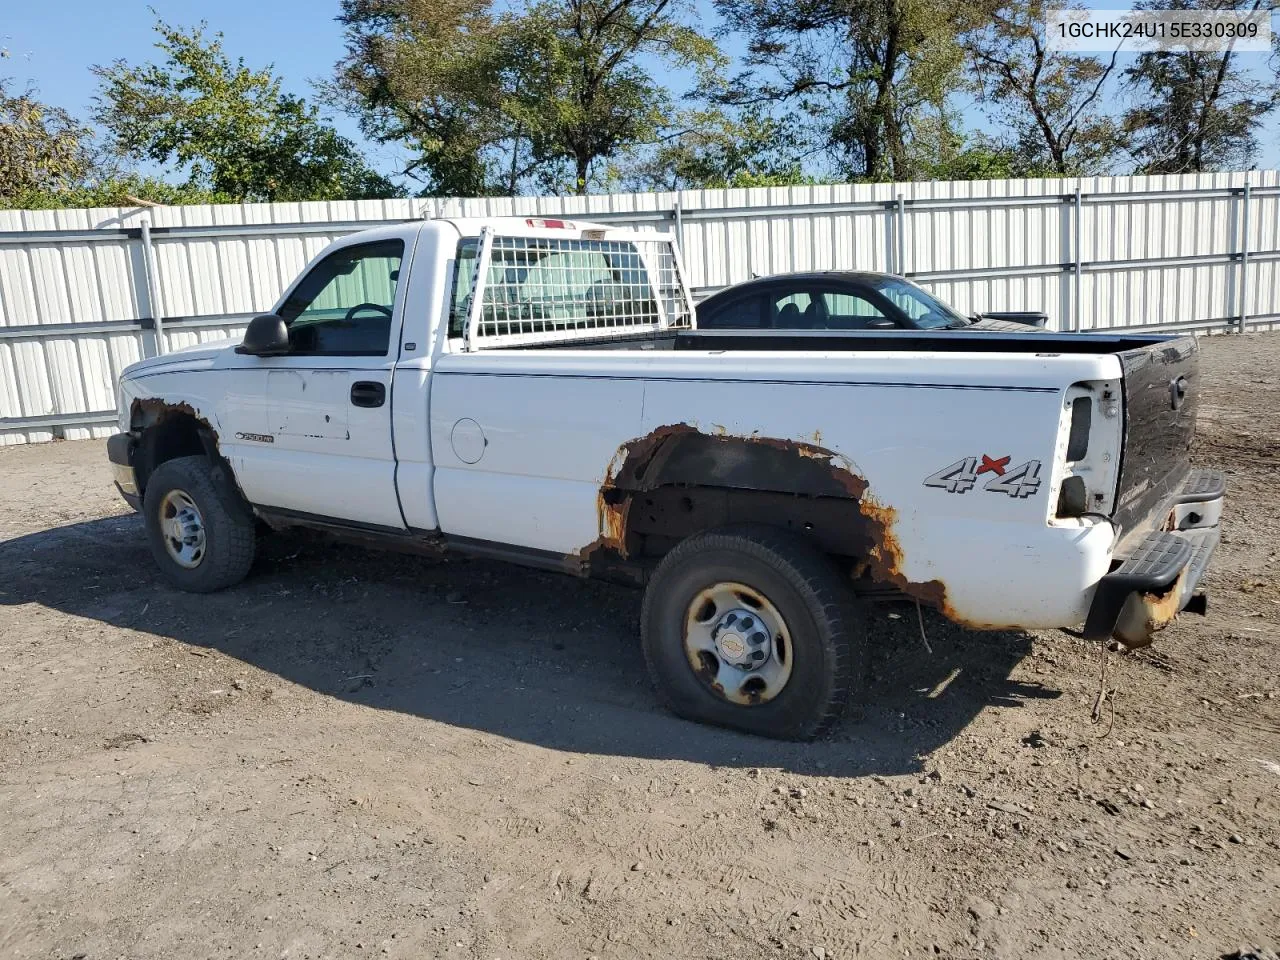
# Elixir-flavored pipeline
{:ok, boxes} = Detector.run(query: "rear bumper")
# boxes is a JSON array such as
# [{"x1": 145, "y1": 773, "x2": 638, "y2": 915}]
[
  {"x1": 1083, "y1": 468, "x2": 1224, "y2": 646},
  {"x1": 107, "y1": 432, "x2": 142, "y2": 511}
]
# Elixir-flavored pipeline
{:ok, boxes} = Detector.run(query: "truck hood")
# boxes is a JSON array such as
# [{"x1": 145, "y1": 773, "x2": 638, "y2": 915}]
[{"x1": 121, "y1": 337, "x2": 240, "y2": 379}]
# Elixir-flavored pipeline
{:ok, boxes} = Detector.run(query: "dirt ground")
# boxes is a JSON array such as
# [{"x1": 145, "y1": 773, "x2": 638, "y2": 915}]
[{"x1": 1, "y1": 334, "x2": 1277, "y2": 960}]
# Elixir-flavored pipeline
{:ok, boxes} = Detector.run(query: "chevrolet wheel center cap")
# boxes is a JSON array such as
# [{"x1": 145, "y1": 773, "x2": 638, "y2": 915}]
[{"x1": 719, "y1": 634, "x2": 745, "y2": 659}]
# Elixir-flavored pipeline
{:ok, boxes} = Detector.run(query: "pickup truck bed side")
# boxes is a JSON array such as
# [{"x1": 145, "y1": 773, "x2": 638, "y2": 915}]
[{"x1": 426, "y1": 347, "x2": 1121, "y2": 629}]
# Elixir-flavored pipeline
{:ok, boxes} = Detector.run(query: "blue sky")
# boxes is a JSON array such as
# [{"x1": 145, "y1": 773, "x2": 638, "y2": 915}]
[{"x1": 3, "y1": 0, "x2": 1277, "y2": 188}]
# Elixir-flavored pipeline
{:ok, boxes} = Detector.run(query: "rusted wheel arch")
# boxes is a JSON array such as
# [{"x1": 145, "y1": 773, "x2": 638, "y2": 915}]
[{"x1": 590, "y1": 424, "x2": 947, "y2": 611}]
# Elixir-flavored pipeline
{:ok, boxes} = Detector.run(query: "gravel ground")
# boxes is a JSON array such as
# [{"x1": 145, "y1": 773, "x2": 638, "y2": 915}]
[{"x1": 1, "y1": 333, "x2": 1277, "y2": 960}]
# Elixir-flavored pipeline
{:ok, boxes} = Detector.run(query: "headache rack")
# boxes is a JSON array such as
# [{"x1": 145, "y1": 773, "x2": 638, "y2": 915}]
[{"x1": 462, "y1": 226, "x2": 695, "y2": 350}]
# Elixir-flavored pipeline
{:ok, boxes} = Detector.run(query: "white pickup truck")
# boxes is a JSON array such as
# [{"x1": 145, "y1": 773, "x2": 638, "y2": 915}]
[{"x1": 107, "y1": 217, "x2": 1224, "y2": 740}]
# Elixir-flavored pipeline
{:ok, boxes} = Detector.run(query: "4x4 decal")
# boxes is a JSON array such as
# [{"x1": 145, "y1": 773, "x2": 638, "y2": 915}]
[{"x1": 924, "y1": 456, "x2": 1042, "y2": 498}]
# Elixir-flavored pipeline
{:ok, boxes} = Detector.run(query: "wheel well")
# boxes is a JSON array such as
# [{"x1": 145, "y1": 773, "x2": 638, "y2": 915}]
[
  {"x1": 609, "y1": 485, "x2": 876, "y2": 563},
  {"x1": 590, "y1": 425, "x2": 946, "y2": 609},
  {"x1": 130, "y1": 407, "x2": 214, "y2": 497},
  {"x1": 600, "y1": 428, "x2": 875, "y2": 563}
]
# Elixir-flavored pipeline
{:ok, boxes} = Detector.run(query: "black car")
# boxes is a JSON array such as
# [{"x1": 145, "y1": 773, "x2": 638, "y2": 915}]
[{"x1": 694, "y1": 271, "x2": 1046, "y2": 332}]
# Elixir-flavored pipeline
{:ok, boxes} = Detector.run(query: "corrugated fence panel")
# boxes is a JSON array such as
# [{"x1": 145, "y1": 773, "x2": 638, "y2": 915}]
[{"x1": 2, "y1": 172, "x2": 1279, "y2": 443}]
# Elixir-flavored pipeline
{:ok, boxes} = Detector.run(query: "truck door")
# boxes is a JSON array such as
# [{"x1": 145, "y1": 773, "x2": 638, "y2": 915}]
[{"x1": 221, "y1": 236, "x2": 410, "y2": 530}]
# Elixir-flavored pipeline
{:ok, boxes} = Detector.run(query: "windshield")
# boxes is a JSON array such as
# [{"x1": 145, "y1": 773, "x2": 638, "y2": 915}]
[{"x1": 866, "y1": 277, "x2": 969, "y2": 329}]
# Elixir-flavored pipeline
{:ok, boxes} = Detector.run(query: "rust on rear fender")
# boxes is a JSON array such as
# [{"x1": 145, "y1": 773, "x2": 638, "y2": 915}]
[{"x1": 580, "y1": 423, "x2": 952, "y2": 615}]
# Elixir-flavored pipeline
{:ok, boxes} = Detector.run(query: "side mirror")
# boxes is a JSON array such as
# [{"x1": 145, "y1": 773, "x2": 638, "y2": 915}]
[{"x1": 236, "y1": 314, "x2": 290, "y2": 356}]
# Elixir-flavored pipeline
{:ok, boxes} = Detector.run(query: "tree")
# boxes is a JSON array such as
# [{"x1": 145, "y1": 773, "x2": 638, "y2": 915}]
[
  {"x1": 713, "y1": 0, "x2": 978, "y2": 182},
  {"x1": 498, "y1": 0, "x2": 721, "y2": 194},
  {"x1": 0, "y1": 80, "x2": 95, "y2": 205},
  {"x1": 1122, "y1": 0, "x2": 1278, "y2": 173},
  {"x1": 332, "y1": 0, "x2": 513, "y2": 197},
  {"x1": 93, "y1": 19, "x2": 400, "y2": 202},
  {"x1": 965, "y1": 0, "x2": 1122, "y2": 175},
  {"x1": 10, "y1": 174, "x2": 228, "y2": 210},
  {"x1": 332, "y1": 0, "x2": 720, "y2": 196},
  {"x1": 903, "y1": 119, "x2": 1035, "y2": 180},
  {"x1": 622, "y1": 106, "x2": 818, "y2": 189}
]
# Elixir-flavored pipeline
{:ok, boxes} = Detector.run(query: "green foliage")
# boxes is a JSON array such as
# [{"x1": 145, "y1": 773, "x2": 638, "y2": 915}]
[
  {"x1": 624, "y1": 107, "x2": 820, "y2": 189},
  {"x1": 500, "y1": 1, "x2": 722, "y2": 194},
  {"x1": 92, "y1": 19, "x2": 401, "y2": 202},
  {"x1": 7, "y1": 175, "x2": 228, "y2": 210},
  {"x1": 0, "y1": 81, "x2": 96, "y2": 205},
  {"x1": 1122, "y1": 0, "x2": 1279, "y2": 174},
  {"x1": 332, "y1": 0, "x2": 509, "y2": 197},
  {"x1": 713, "y1": 0, "x2": 981, "y2": 182},
  {"x1": 332, "y1": 0, "x2": 721, "y2": 196},
  {"x1": 10, "y1": 0, "x2": 1277, "y2": 210}
]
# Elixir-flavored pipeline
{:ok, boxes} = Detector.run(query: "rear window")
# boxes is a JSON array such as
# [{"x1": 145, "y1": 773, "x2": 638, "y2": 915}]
[{"x1": 449, "y1": 236, "x2": 664, "y2": 341}]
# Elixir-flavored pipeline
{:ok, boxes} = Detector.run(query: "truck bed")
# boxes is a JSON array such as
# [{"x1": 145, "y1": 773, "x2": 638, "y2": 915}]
[{"x1": 504, "y1": 324, "x2": 1201, "y2": 547}]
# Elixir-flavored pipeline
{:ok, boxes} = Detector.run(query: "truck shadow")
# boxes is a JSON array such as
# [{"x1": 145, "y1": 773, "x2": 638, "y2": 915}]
[{"x1": 0, "y1": 515, "x2": 1060, "y2": 778}]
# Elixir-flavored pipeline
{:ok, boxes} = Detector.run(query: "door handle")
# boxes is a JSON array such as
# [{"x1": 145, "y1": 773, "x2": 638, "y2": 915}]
[{"x1": 350, "y1": 381, "x2": 386, "y2": 408}]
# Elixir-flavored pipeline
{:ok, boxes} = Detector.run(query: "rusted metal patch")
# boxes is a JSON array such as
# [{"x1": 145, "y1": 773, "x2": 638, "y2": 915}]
[
  {"x1": 579, "y1": 423, "x2": 952, "y2": 614},
  {"x1": 1113, "y1": 566, "x2": 1189, "y2": 649},
  {"x1": 133, "y1": 397, "x2": 220, "y2": 444}
]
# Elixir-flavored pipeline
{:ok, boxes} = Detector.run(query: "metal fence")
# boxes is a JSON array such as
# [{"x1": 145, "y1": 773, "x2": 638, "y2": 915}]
[{"x1": 1, "y1": 170, "x2": 1277, "y2": 444}]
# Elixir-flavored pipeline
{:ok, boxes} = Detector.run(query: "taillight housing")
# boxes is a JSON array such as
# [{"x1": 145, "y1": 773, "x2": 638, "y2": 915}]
[{"x1": 1053, "y1": 381, "x2": 1122, "y2": 521}]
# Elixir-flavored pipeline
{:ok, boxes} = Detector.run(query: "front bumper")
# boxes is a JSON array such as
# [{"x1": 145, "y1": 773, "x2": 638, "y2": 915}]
[
  {"x1": 107, "y1": 432, "x2": 142, "y2": 511},
  {"x1": 1083, "y1": 468, "x2": 1225, "y2": 646}
]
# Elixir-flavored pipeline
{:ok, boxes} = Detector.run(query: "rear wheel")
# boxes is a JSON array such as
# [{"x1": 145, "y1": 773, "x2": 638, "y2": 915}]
[
  {"x1": 640, "y1": 525, "x2": 866, "y2": 740},
  {"x1": 142, "y1": 455, "x2": 256, "y2": 593}
]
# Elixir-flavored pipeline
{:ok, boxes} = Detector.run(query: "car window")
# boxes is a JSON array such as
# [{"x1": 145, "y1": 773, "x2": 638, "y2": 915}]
[
  {"x1": 699, "y1": 295, "x2": 765, "y2": 329},
  {"x1": 820, "y1": 290, "x2": 889, "y2": 330},
  {"x1": 867, "y1": 277, "x2": 968, "y2": 329},
  {"x1": 762, "y1": 287, "x2": 888, "y2": 329},
  {"x1": 769, "y1": 291, "x2": 812, "y2": 327},
  {"x1": 279, "y1": 240, "x2": 404, "y2": 355}
]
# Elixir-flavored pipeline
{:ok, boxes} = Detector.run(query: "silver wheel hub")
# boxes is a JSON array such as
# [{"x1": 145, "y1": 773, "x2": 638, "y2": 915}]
[
  {"x1": 159, "y1": 489, "x2": 206, "y2": 569},
  {"x1": 684, "y1": 583, "x2": 793, "y2": 705}
]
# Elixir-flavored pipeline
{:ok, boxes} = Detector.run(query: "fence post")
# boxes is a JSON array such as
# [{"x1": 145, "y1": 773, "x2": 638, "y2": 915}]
[
  {"x1": 895, "y1": 193, "x2": 906, "y2": 274},
  {"x1": 138, "y1": 217, "x2": 166, "y2": 356},
  {"x1": 1238, "y1": 181, "x2": 1251, "y2": 334},
  {"x1": 1073, "y1": 185, "x2": 1083, "y2": 332}
]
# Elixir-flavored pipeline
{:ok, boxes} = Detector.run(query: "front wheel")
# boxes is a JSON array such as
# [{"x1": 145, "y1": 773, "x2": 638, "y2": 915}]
[
  {"x1": 640, "y1": 525, "x2": 866, "y2": 740},
  {"x1": 142, "y1": 455, "x2": 256, "y2": 593}
]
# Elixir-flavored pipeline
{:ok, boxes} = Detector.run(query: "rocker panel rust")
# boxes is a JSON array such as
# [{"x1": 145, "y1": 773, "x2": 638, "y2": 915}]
[{"x1": 582, "y1": 423, "x2": 952, "y2": 614}]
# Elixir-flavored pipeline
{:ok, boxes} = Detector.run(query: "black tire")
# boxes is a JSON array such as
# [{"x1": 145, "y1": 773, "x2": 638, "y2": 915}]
[
  {"x1": 142, "y1": 455, "x2": 256, "y2": 593},
  {"x1": 640, "y1": 524, "x2": 867, "y2": 741}
]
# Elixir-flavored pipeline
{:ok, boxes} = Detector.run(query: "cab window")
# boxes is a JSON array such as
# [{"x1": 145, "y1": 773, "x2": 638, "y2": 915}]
[{"x1": 279, "y1": 240, "x2": 404, "y2": 355}]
